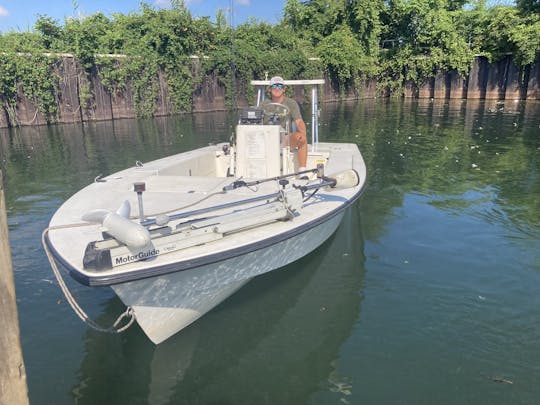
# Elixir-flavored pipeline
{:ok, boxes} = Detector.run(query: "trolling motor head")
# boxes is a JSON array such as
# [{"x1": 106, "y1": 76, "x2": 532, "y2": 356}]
[{"x1": 82, "y1": 201, "x2": 151, "y2": 250}]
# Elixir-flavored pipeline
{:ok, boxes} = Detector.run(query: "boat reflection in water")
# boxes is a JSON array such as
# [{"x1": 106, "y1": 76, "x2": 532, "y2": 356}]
[{"x1": 72, "y1": 204, "x2": 365, "y2": 404}]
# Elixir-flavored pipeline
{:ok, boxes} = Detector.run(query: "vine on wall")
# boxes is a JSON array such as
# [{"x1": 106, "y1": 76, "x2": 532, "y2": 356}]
[{"x1": 0, "y1": 53, "x2": 60, "y2": 124}]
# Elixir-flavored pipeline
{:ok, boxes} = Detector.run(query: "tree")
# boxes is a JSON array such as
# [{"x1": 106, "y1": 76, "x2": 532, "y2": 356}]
[
  {"x1": 516, "y1": 0, "x2": 540, "y2": 14},
  {"x1": 316, "y1": 25, "x2": 374, "y2": 85},
  {"x1": 284, "y1": 0, "x2": 347, "y2": 43},
  {"x1": 34, "y1": 16, "x2": 62, "y2": 50},
  {"x1": 348, "y1": 0, "x2": 384, "y2": 57},
  {"x1": 480, "y1": 6, "x2": 540, "y2": 66}
]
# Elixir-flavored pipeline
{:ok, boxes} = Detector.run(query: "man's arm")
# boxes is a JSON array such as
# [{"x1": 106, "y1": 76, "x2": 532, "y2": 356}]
[{"x1": 294, "y1": 117, "x2": 307, "y2": 141}]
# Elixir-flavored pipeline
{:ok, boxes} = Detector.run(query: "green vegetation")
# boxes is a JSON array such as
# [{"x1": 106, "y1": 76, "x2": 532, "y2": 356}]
[{"x1": 0, "y1": 0, "x2": 538, "y2": 122}]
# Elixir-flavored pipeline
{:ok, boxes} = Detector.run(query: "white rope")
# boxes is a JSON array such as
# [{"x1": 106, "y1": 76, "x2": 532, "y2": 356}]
[{"x1": 41, "y1": 225, "x2": 136, "y2": 334}]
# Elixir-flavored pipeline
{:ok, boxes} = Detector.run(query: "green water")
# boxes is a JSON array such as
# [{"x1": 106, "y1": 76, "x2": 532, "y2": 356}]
[{"x1": 1, "y1": 99, "x2": 539, "y2": 404}]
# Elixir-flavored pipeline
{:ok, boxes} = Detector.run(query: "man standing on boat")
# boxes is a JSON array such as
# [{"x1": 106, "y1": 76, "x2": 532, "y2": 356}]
[{"x1": 261, "y1": 76, "x2": 308, "y2": 172}]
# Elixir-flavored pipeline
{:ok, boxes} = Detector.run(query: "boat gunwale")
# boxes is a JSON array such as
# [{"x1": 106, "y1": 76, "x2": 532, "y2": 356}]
[{"x1": 45, "y1": 181, "x2": 366, "y2": 287}]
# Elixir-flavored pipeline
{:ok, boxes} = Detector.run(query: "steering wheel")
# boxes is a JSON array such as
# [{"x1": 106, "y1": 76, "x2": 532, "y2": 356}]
[{"x1": 261, "y1": 102, "x2": 289, "y2": 126}]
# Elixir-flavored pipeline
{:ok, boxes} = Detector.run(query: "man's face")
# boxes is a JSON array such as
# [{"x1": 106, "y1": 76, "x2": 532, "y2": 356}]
[{"x1": 270, "y1": 83, "x2": 286, "y2": 98}]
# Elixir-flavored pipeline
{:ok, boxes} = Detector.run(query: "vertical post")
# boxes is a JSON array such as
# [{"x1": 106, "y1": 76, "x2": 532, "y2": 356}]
[
  {"x1": 256, "y1": 87, "x2": 262, "y2": 106},
  {"x1": 311, "y1": 85, "x2": 319, "y2": 152},
  {"x1": 0, "y1": 170, "x2": 29, "y2": 405},
  {"x1": 229, "y1": 0, "x2": 237, "y2": 108}
]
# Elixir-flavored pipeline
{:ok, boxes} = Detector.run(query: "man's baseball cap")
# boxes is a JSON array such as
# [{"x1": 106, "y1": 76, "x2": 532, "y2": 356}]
[{"x1": 269, "y1": 76, "x2": 285, "y2": 86}]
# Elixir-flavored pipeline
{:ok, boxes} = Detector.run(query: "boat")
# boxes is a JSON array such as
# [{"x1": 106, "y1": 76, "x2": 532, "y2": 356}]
[{"x1": 43, "y1": 79, "x2": 367, "y2": 344}]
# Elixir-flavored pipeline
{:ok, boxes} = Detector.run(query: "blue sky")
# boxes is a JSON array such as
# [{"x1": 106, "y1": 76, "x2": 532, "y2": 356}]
[{"x1": 0, "y1": 0, "x2": 286, "y2": 33}]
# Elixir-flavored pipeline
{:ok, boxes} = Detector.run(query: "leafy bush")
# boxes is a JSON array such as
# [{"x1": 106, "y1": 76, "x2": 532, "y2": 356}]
[{"x1": 0, "y1": 0, "x2": 538, "y2": 122}]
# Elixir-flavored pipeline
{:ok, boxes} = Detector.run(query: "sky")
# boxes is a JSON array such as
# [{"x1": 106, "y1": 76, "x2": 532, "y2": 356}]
[{"x1": 0, "y1": 0, "x2": 286, "y2": 33}]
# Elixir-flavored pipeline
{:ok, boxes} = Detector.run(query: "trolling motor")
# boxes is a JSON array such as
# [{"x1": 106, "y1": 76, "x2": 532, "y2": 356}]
[{"x1": 80, "y1": 166, "x2": 360, "y2": 270}]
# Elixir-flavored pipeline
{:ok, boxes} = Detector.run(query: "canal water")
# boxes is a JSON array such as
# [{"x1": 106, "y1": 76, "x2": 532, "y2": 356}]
[{"x1": 1, "y1": 99, "x2": 539, "y2": 404}]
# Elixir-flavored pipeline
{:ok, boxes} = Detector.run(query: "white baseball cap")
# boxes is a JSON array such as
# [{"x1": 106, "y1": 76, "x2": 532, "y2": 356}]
[{"x1": 269, "y1": 76, "x2": 285, "y2": 86}]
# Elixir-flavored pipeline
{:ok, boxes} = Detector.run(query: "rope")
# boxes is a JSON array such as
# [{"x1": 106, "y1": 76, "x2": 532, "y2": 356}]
[{"x1": 41, "y1": 224, "x2": 136, "y2": 334}]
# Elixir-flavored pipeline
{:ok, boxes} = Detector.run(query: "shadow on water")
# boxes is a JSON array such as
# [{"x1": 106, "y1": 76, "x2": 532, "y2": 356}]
[{"x1": 71, "y1": 205, "x2": 365, "y2": 405}]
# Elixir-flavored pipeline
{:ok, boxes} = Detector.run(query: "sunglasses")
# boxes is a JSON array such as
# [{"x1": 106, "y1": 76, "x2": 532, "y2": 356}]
[{"x1": 270, "y1": 84, "x2": 284, "y2": 89}]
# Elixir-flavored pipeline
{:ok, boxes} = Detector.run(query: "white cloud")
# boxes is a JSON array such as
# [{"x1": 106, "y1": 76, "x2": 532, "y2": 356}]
[
  {"x1": 0, "y1": 6, "x2": 9, "y2": 17},
  {"x1": 236, "y1": 0, "x2": 251, "y2": 5}
]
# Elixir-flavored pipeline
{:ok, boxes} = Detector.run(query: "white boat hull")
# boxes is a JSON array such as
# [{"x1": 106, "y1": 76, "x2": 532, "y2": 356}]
[{"x1": 111, "y1": 212, "x2": 344, "y2": 344}]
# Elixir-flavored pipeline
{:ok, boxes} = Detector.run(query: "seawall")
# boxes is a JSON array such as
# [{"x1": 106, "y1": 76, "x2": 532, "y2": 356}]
[{"x1": 0, "y1": 55, "x2": 538, "y2": 128}]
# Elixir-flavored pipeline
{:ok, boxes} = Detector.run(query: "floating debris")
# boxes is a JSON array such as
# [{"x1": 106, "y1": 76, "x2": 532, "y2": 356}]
[{"x1": 490, "y1": 376, "x2": 514, "y2": 385}]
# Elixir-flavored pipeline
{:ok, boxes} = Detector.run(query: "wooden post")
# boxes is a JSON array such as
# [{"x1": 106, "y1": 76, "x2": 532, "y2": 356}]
[{"x1": 0, "y1": 170, "x2": 29, "y2": 404}]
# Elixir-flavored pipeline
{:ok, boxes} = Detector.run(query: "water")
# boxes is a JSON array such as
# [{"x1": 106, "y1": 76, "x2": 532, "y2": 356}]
[{"x1": 1, "y1": 99, "x2": 539, "y2": 404}]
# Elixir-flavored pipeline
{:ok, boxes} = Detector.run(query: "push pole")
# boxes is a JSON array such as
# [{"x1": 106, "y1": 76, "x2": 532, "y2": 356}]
[{"x1": 0, "y1": 170, "x2": 29, "y2": 405}]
